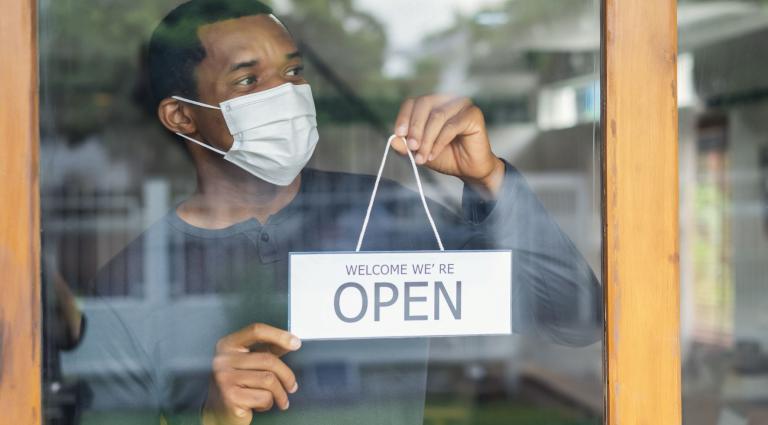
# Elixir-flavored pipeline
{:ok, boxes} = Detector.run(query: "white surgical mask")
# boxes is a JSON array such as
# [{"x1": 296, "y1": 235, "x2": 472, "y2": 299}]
[{"x1": 172, "y1": 83, "x2": 319, "y2": 186}]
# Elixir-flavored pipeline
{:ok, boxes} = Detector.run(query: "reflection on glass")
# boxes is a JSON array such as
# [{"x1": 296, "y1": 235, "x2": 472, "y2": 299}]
[
  {"x1": 678, "y1": 1, "x2": 768, "y2": 424},
  {"x1": 40, "y1": 1, "x2": 603, "y2": 424}
]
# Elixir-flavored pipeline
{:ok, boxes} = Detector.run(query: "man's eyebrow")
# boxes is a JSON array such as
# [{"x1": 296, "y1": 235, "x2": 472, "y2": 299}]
[
  {"x1": 227, "y1": 52, "x2": 300, "y2": 73},
  {"x1": 228, "y1": 59, "x2": 259, "y2": 73}
]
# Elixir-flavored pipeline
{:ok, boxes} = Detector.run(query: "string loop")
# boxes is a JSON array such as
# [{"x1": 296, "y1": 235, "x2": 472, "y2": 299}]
[{"x1": 355, "y1": 135, "x2": 445, "y2": 252}]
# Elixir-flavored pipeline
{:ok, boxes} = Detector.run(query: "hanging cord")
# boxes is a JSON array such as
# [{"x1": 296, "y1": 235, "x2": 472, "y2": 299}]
[{"x1": 356, "y1": 135, "x2": 445, "y2": 252}]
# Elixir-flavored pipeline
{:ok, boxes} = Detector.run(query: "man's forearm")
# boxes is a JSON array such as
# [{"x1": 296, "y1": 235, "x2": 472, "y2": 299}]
[{"x1": 468, "y1": 163, "x2": 602, "y2": 346}]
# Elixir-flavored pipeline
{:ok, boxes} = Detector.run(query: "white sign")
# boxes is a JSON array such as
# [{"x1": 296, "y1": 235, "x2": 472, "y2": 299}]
[{"x1": 289, "y1": 250, "x2": 512, "y2": 340}]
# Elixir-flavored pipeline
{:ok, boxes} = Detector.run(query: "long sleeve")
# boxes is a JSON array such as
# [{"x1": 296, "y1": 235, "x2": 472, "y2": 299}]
[{"x1": 435, "y1": 160, "x2": 603, "y2": 346}]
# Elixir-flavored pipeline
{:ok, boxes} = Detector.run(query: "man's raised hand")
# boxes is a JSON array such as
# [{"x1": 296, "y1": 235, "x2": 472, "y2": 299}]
[{"x1": 391, "y1": 94, "x2": 505, "y2": 198}]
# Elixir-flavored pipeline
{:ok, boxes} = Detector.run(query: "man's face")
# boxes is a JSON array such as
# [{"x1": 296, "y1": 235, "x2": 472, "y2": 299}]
[{"x1": 191, "y1": 15, "x2": 307, "y2": 152}]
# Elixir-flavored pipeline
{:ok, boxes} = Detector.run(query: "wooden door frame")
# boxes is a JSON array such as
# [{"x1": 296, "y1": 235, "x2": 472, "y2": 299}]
[
  {"x1": 0, "y1": 0, "x2": 681, "y2": 424},
  {"x1": 602, "y1": 0, "x2": 682, "y2": 424},
  {"x1": 0, "y1": 0, "x2": 41, "y2": 424}
]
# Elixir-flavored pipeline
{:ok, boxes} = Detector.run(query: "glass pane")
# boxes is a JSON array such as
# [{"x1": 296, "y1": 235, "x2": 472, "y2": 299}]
[
  {"x1": 678, "y1": 1, "x2": 768, "y2": 424},
  {"x1": 39, "y1": 1, "x2": 604, "y2": 424}
]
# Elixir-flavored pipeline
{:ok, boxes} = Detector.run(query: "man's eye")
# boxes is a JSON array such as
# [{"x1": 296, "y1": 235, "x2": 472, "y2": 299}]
[
  {"x1": 236, "y1": 76, "x2": 257, "y2": 86},
  {"x1": 286, "y1": 66, "x2": 304, "y2": 77}
]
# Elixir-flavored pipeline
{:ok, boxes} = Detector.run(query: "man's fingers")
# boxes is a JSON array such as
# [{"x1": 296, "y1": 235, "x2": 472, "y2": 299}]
[
  {"x1": 406, "y1": 95, "x2": 454, "y2": 151},
  {"x1": 406, "y1": 97, "x2": 438, "y2": 153},
  {"x1": 392, "y1": 94, "x2": 475, "y2": 164},
  {"x1": 429, "y1": 110, "x2": 471, "y2": 162},
  {"x1": 229, "y1": 387, "x2": 276, "y2": 413},
  {"x1": 216, "y1": 323, "x2": 301, "y2": 354},
  {"x1": 389, "y1": 135, "x2": 409, "y2": 156},
  {"x1": 417, "y1": 98, "x2": 471, "y2": 164},
  {"x1": 235, "y1": 370, "x2": 290, "y2": 410},
  {"x1": 393, "y1": 98, "x2": 415, "y2": 137},
  {"x1": 222, "y1": 352, "x2": 298, "y2": 394}
]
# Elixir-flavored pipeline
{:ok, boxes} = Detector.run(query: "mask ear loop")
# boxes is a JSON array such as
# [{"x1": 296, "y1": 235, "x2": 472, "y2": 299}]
[
  {"x1": 172, "y1": 95, "x2": 221, "y2": 110},
  {"x1": 174, "y1": 132, "x2": 227, "y2": 156},
  {"x1": 171, "y1": 96, "x2": 228, "y2": 156},
  {"x1": 356, "y1": 135, "x2": 445, "y2": 252}
]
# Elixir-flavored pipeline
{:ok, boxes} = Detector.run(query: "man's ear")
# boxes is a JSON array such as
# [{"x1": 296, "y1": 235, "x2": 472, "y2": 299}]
[{"x1": 157, "y1": 98, "x2": 197, "y2": 135}]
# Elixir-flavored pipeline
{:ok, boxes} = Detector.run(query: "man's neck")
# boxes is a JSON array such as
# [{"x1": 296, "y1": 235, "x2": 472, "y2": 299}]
[{"x1": 177, "y1": 162, "x2": 301, "y2": 229}]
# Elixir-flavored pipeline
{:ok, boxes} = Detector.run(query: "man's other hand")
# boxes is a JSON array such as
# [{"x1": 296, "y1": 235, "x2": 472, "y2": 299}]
[
  {"x1": 392, "y1": 95, "x2": 505, "y2": 198},
  {"x1": 202, "y1": 323, "x2": 301, "y2": 425}
]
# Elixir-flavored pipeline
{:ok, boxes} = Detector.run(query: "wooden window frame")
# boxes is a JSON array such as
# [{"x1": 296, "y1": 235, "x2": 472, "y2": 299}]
[
  {"x1": 602, "y1": 1, "x2": 681, "y2": 424},
  {"x1": 0, "y1": 0, "x2": 681, "y2": 424},
  {"x1": 0, "y1": 0, "x2": 41, "y2": 424}
]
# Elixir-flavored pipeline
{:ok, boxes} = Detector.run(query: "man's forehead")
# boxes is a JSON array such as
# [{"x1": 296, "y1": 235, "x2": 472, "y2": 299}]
[{"x1": 197, "y1": 15, "x2": 295, "y2": 66}]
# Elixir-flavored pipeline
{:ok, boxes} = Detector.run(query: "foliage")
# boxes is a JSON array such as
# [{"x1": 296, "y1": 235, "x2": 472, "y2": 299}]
[
  {"x1": 40, "y1": 0, "x2": 394, "y2": 143},
  {"x1": 40, "y1": 0, "x2": 179, "y2": 142}
]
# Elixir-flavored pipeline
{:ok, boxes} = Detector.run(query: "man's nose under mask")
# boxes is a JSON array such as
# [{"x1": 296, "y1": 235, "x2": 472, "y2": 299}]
[{"x1": 173, "y1": 83, "x2": 319, "y2": 186}]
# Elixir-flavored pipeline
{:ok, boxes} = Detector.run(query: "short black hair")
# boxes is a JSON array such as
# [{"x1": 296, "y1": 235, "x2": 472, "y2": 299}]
[{"x1": 148, "y1": 0, "x2": 275, "y2": 108}]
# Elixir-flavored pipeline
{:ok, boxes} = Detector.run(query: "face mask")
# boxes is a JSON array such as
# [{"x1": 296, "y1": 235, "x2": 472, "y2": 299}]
[{"x1": 172, "y1": 83, "x2": 319, "y2": 186}]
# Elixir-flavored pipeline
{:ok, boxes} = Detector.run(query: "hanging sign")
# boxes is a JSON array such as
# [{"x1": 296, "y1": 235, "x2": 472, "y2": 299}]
[
  {"x1": 289, "y1": 136, "x2": 512, "y2": 340},
  {"x1": 289, "y1": 250, "x2": 512, "y2": 340}
]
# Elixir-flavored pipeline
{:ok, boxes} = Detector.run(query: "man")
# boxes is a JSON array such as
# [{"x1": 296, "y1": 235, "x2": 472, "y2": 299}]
[{"x1": 79, "y1": 1, "x2": 602, "y2": 424}]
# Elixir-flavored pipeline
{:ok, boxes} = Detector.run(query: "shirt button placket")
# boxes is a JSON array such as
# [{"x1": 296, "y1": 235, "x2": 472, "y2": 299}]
[{"x1": 258, "y1": 228, "x2": 278, "y2": 263}]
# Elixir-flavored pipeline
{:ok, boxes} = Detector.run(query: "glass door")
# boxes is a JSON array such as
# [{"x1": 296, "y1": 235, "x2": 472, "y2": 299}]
[{"x1": 36, "y1": 1, "x2": 603, "y2": 424}]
